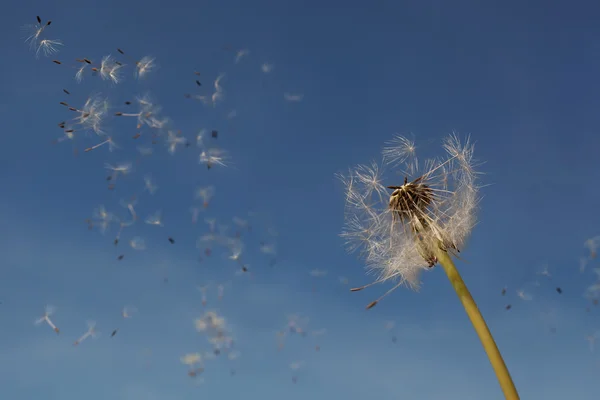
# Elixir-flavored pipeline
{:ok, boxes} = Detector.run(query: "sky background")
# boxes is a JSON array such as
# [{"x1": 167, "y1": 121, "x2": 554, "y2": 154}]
[{"x1": 1, "y1": 0, "x2": 600, "y2": 399}]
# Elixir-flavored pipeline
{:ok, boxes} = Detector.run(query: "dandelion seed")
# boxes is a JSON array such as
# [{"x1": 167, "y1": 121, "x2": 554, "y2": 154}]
[
  {"x1": 537, "y1": 264, "x2": 552, "y2": 278},
  {"x1": 74, "y1": 321, "x2": 98, "y2": 346},
  {"x1": 284, "y1": 93, "x2": 303, "y2": 102},
  {"x1": 36, "y1": 39, "x2": 62, "y2": 58},
  {"x1": 71, "y1": 95, "x2": 109, "y2": 134},
  {"x1": 261, "y1": 63, "x2": 273, "y2": 73},
  {"x1": 145, "y1": 210, "x2": 163, "y2": 226},
  {"x1": 99, "y1": 55, "x2": 124, "y2": 84},
  {"x1": 309, "y1": 269, "x2": 327, "y2": 278},
  {"x1": 234, "y1": 49, "x2": 249, "y2": 63},
  {"x1": 580, "y1": 256, "x2": 589, "y2": 273},
  {"x1": 137, "y1": 145, "x2": 153, "y2": 156},
  {"x1": 122, "y1": 306, "x2": 137, "y2": 318},
  {"x1": 34, "y1": 305, "x2": 60, "y2": 334},
  {"x1": 516, "y1": 289, "x2": 532, "y2": 301},
  {"x1": 84, "y1": 136, "x2": 118, "y2": 153},
  {"x1": 130, "y1": 237, "x2": 146, "y2": 250},
  {"x1": 144, "y1": 175, "x2": 158, "y2": 194},
  {"x1": 120, "y1": 197, "x2": 138, "y2": 221},
  {"x1": 584, "y1": 236, "x2": 600, "y2": 259},
  {"x1": 195, "y1": 186, "x2": 215, "y2": 208},
  {"x1": 135, "y1": 56, "x2": 155, "y2": 79},
  {"x1": 585, "y1": 332, "x2": 599, "y2": 352},
  {"x1": 166, "y1": 130, "x2": 186, "y2": 154},
  {"x1": 105, "y1": 162, "x2": 133, "y2": 182}
]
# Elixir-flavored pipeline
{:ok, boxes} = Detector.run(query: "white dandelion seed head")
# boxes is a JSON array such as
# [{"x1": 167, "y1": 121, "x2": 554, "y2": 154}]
[{"x1": 340, "y1": 132, "x2": 479, "y2": 289}]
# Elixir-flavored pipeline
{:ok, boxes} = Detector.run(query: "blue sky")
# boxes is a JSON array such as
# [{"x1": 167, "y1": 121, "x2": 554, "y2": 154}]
[{"x1": 1, "y1": 0, "x2": 600, "y2": 399}]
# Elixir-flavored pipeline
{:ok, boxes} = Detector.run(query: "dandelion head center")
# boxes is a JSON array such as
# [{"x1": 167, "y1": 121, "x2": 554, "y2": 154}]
[{"x1": 387, "y1": 177, "x2": 433, "y2": 222}]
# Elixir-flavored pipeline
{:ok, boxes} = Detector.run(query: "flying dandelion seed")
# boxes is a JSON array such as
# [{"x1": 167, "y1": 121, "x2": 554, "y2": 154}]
[
  {"x1": 36, "y1": 39, "x2": 63, "y2": 58},
  {"x1": 284, "y1": 93, "x2": 303, "y2": 102},
  {"x1": 261, "y1": 63, "x2": 273, "y2": 73},
  {"x1": 129, "y1": 237, "x2": 146, "y2": 250}
]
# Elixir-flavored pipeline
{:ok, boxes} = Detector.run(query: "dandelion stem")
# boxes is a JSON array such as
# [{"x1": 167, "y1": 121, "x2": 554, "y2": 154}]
[{"x1": 433, "y1": 246, "x2": 519, "y2": 400}]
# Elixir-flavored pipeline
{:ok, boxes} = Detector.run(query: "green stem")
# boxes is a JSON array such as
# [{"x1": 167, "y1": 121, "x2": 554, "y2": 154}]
[{"x1": 433, "y1": 246, "x2": 520, "y2": 400}]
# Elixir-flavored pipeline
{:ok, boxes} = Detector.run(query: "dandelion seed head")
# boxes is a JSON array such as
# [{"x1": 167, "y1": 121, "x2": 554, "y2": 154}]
[{"x1": 340, "y1": 132, "x2": 479, "y2": 293}]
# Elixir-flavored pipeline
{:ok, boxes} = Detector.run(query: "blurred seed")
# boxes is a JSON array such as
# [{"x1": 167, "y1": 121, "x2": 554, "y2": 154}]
[{"x1": 118, "y1": 255, "x2": 124, "y2": 260}]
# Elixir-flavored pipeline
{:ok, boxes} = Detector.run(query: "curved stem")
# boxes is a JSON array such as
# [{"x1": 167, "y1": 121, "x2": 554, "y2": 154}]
[{"x1": 434, "y1": 246, "x2": 520, "y2": 400}]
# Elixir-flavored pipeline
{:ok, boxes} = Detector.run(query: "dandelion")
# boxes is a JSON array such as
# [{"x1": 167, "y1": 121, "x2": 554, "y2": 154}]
[
  {"x1": 166, "y1": 130, "x2": 186, "y2": 154},
  {"x1": 339, "y1": 133, "x2": 519, "y2": 399},
  {"x1": 261, "y1": 63, "x2": 273, "y2": 73},
  {"x1": 84, "y1": 136, "x2": 118, "y2": 153},
  {"x1": 537, "y1": 264, "x2": 551, "y2": 278},
  {"x1": 309, "y1": 269, "x2": 327, "y2": 277},
  {"x1": 91, "y1": 205, "x2": 114, "y2": 234},
  {"x1": 105, "y1": 162, "x2": 133, "y2": 182},
  {"x1": 68, "y1": 95, "x2": 109, "y2": 135},
  {"x1": 137, "y1": 145, "x2": 153, "y2": 156},
  {"x1": 122, "y1": 305, "x2": 137, "y2": 318},
  {"x1": 181, "y1": 352, "x2": 204, "y2": 377},
  {"x1": 197, "y1": 285, "x2": 209, "y2": 306},
  {"x1": 195, "y1": 186, "x2": 215, "y2": 208},
  {"x1": 584, "y1": 236, "x2": 600, "y2": 259},
  {"x1": 516, "y1": 289, "x2": 532, "y2": 301},
  {"x1": 234, "y1": 49, "x2": 249, "y2": 63},
  {"x1": 284, "y1": 93, "x2": 303, "y2": 102},
  {"x1": 36, "y1": 39, "x2": 62, "y2": 58},
  {"x1": 144, "y1": 175, "x2": 158, "y2": 194},
  {"x1": 74, "y1": 321, "x2": 99, "y2": 346},
  {"x1": 135, "y1": 56, "x2": 155, "y2": 79},
  {"x1": 114, "y1": 219, "x2": 134, "y2": 245},
  {"x1": 34, "y1": 305, "x2": 60, "y2": 334},
  {"x1": 130, "y1": 237, "x2": 146, "y2": 250},
  {"x1": 190, "y1": 207, "x2": 200, "y2": 224},
  {"x1": 119, "y1": 197, "x2": 138, "y2": 221},
  {"x1": 259, "y1": 242, "x2": 276, "y2": 255},
  {"x1": 580, "y1": 256, "x2": 589, "y2": 273},
  {"x1": 199, "y1": 148, "x2": 229, "y2": 169},
  {"x1": 99, "y1": 55, "x2": 124, "y2": 84},
  {"x1": 585, "y1": 332, "x2": 599, "y2": 352},
  {"x1": 145, "y1": 210, "x2": 163, "y2": 226}
]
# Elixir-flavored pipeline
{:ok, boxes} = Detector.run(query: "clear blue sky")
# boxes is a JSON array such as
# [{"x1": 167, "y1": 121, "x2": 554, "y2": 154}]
[{"x1": 1, "y1": 0, "x2": 600, "y2": 399}]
